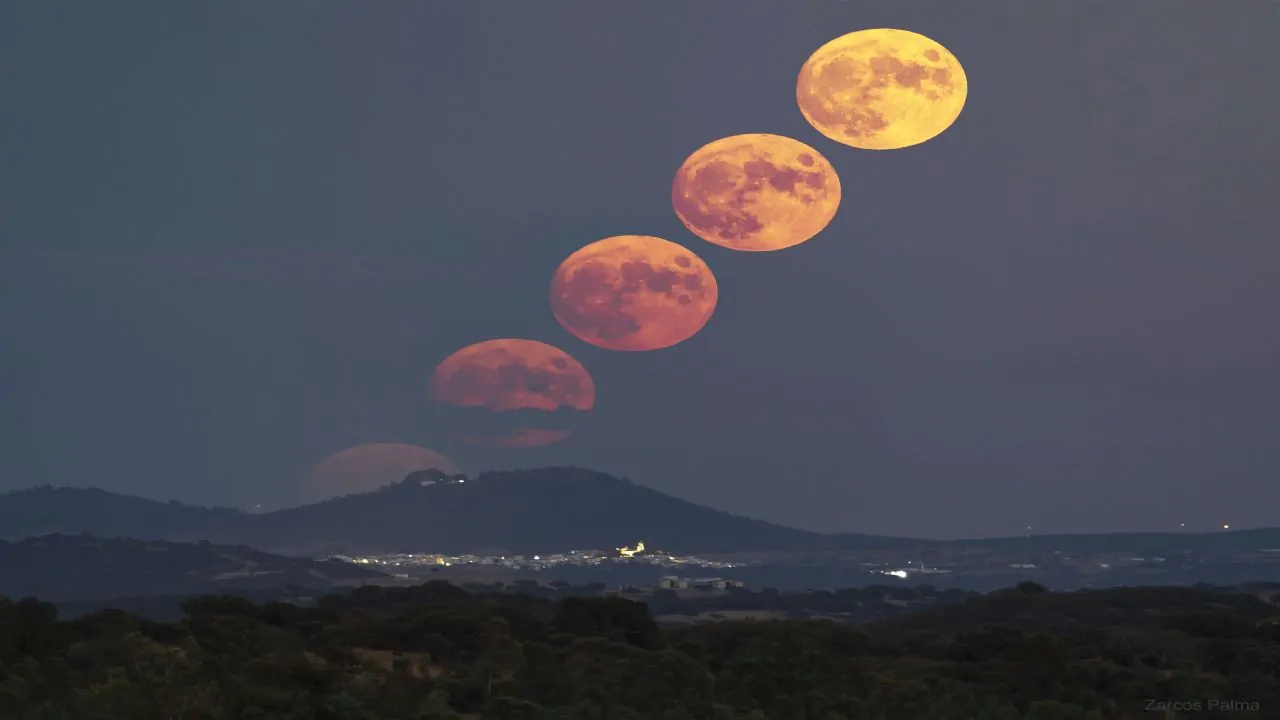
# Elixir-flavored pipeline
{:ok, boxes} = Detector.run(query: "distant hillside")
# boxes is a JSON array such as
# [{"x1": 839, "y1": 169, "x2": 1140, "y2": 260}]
[
  {"x1": 0, "y1": 485, "x2": 240, "y2": 540},
  {"x1": 238, "y1": 467, "x2": 846, "y2": 555},
  {"x1": 0, "y1": 469, "x2": 857, "y2": 555},
  {"x1": 5, "y1": 468, "x2": 1280, "y2": 559},
  {"x1": 0, "y1": 534, "x2": 388, "y2": 602}
]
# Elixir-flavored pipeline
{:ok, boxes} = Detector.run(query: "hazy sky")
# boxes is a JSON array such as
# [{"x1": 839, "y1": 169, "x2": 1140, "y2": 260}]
[{"x1": 2, "y1": 0, "x2": 1277, "y2": 538}]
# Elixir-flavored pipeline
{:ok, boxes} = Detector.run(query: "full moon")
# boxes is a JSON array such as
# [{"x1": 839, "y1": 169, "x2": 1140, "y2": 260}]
[
  {"x1": 550, "y1": 235, "x2": 718, "y2": 351},
  {"x1": 672, "y1": 134, "x2": 841, "y2": 252},
  {"x1": 308, "y1": 443, "x2": 458, "y2": 503},
  {"x1": 430, "y1": 339, "x2": 596, "y2": 412},
  {"x1": 796, "y1": 28, "x2": 967, "y2": 151},
  {"x1": 430, "y1": 339, "x2": 595, "y2": 447}
]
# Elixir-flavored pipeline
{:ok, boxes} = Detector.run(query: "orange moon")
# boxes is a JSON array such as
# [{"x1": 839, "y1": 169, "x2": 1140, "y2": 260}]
[
  {"x1": 550, "y1": 235, "x2": 718, "y2": 351},
  {"x1": 796, "y1": 28, "x2": 968, "y2": 150},
  {"x1": 308, "y1": 443, "x2": 458, "y2": 503},
  {"x1": 671, "y1": 134, "x2": 841, "y2": 252},
  {"x1": 430, "y1": 339, "x2": 596, "y2": 411}
]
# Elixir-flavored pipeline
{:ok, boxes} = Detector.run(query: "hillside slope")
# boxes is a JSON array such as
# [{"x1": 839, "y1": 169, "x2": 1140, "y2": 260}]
[
  {"x1": 242, "y1": 467, "x2": 838, "y2": 555},
  {"x1": 0, "y1": 534, "x2": 388, "y2": 601},
  {"x1": 6, "y1": 468, "x2": 1279, "y2": 558},
  {"x1": 0, "y1": 485, "x2": 240, "y2": 541}
]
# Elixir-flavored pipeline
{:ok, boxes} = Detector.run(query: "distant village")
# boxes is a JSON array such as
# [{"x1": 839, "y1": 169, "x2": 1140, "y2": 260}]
[
  {"x1": 321, "y1": 470, "x2": 1280, "y2": 592},
  {"x1": 332, "y1": 539, "x2": 748, "y2": 590},
  {"x1": 331, "y1": 535, "x2": 1280, "y2": 593}
]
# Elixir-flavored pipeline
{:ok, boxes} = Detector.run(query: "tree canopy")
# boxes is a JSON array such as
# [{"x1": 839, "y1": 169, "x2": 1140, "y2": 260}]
[{"x1": 1, "y1": 580, "x2": 1276, "y2": 719}]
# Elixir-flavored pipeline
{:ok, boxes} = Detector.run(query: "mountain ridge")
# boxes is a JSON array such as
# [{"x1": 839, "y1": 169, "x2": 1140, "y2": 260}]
[
  {"x1": 3, "y1": 467, "x2": 1279, "y2": 557},
  {"x1": 0, "y1": 468, "x2": 897, "y2": 555},
  {"x1": 223, "y1": 466, "x2": 872, "y2": 555},
  {"x1": 0, "y1": 484, "x2": 242, "y2": 540}
]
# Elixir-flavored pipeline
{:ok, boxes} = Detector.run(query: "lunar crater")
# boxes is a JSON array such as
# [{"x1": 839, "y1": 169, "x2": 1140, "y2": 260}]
[
  {"x1": 797, "y1": 29, "x2": 967, "y2": 150},
  {"x1": 430, "y1": 339, "x2": 594, "y2": 448},
  {"x1": 551, "y1": 235, "x2": 717, "y2": 351},
  {"x1": 672, "y1": 134, "x2": 840, "y2": 252},
  {"x1": 430, "y1": 339, "x2": 595, "y2": 412}
]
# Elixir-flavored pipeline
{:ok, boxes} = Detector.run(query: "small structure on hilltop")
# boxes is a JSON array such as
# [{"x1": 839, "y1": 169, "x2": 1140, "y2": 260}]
[{"x1": 401, "y1": 469, "x2": 469, "y2": 487}]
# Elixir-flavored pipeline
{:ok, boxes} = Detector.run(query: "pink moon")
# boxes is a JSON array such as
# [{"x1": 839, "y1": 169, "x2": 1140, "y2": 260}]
[{"x1": 307, "y1": 443, "x2": 458, "y2": 503}]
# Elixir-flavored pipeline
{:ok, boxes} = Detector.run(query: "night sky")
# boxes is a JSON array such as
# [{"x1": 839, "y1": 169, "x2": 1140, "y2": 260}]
[{"x1": 2, "y1": 0, "x2": 1277, "y2": 539}]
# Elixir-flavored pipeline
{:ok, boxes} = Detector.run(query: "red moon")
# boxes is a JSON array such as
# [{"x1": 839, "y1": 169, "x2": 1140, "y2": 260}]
[
  {"x1": 308, "y1": 443, "x2": 458, "y2": 503},
  {"x1": 429, "y1": 339, "x2": 595, "y2": 447},
  {"x1": 550, "y1": 235, "x2": 718, "y2": 352}
]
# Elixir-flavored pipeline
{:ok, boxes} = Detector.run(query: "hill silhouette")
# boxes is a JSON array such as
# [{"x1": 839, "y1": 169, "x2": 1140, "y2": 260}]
[
  {"x1": 0, "y1": 468, "x2": 891, "y2": 556},
  {"x1": 236, "y1": 467, "x2": 845, "y2": 555},
  {"x1": 5, "y1": 467, "x2": 1280, "y2": 558},
  {"x1": 0, "y1": 534, "x2": 388, "y2": 602},
  {"x1": 0, "y1": 485, "x2": 241, "y2": 540}
]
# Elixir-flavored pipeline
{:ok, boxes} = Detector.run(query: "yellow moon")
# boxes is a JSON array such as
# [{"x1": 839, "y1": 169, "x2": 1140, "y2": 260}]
[
  {"x1": 672, "y1": 134, "x2": 840, "y2": 252},
  {"x1": 796, "y1": 28, "x2": 967, "y2": 150}
]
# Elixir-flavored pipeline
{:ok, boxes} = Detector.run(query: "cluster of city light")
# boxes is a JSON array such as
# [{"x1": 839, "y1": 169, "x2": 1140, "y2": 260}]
[{"x1": 334, "y1": 544, "x2": 744, "y2": 573}]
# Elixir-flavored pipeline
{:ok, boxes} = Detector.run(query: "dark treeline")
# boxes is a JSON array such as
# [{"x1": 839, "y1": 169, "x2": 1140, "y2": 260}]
[
  {"x1": 2, "y1": 581, "x2": 1279, "y2": 719},
  {"x1": 52, "y1": 581, "x2": 973, "y2": 624}
]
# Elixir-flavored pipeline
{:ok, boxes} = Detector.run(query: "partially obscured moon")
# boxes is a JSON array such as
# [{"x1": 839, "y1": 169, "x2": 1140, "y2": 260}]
[
  {"x1": 672, "y1": 134, "x2": 840, "y2": 252},
  {"x1": 796, "y1": 28, "x2": 967, "y2": 150},
  {"x1": 550, "y1": 235, "x2": 718, "y2": 351},
  {"x1": 430, "y1": 339, "x2": 596, "y2": 411},
  {"x1": 308, "y1": 443, "x2": 458, "y2": 503},
  {"x1": 430, "y1": 339, "x2": 593, "y2": 448}
]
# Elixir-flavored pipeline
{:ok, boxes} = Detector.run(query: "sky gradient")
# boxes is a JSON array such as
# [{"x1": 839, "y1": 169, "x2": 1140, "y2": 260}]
[{"x1": 2, "y1": 0, "x2": 1277, "y2": 538}]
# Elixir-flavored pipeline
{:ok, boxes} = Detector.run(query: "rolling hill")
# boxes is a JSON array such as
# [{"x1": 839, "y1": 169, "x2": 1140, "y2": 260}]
[
  {"x1": 0, "y1": 484, "x2": 241, "y2": 540},
  {"x1": 4, "y1": 467, "x2": 1279, "y2": 559},
  {"x1": 0, "y1": 534, "x2": 389, "y2": 602},
  {"x1": 0, "y1": 468, "x2": 898, "y2": 556},
  {"x1": 233, "y1": 466, "x2": 855, "y2": 555}
]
